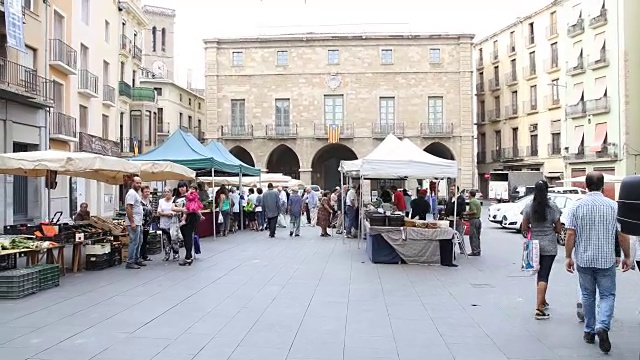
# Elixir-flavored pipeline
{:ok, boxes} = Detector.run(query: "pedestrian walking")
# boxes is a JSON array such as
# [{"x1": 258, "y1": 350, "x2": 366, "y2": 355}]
[
  {"x1": 465, "y1": 189, "x2": 482, "y2": 256},
  {"x1": 255, "y1": 188, "x2": 264, "y2": 231},
  {"x1": 306, "y1": 187, "x2": 319, "y2": 227},
  {"x1": 172, "y1": 181, "x2": 200, "y2": 266},
  {"x1": 262, "y1": 183, "x2": 281, "y2": 238},
  {"x1": 288, "y1": 189, "x2": 303, "y2": 237},
  {"x1": 521, "y1": 180, "x2": 561, "y2": 319},
  {"x1": 564, "y1": 172, "x2": 631, "y2": 354},
  {"x1": 344, "y1": 184, "x2": 357, "y2": 238},
  {"x1": 125, "y1": 176, "x2": 145, "y2": 269}
]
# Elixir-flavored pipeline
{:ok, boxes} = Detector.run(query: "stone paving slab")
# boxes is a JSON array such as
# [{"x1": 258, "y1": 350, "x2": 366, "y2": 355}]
[{"x1": 0, "y1": 215, "x2": 638, "y2": 360}]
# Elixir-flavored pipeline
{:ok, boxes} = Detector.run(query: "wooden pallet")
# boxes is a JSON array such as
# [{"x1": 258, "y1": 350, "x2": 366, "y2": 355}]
[{"x1": 90, "y1": 216, "x2": 127, "y2": 236}]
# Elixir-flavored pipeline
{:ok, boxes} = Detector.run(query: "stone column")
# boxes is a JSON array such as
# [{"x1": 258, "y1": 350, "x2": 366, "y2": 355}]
[{"x1": 299, "y1": 169, "x2": 312, "y2": 186}]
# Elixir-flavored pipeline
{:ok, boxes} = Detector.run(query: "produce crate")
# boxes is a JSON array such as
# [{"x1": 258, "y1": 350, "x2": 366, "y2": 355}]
[
  {"x1": 27, "y1": 264, "x2": 60, "y2": 290},
  {"x1": 85, "y1": 253, "x2": 110, "y2": 271},
  {"x1": 109, "y1": 243, "x2": 122, "y2": 267},
  {"x1": 0, "y1": 253, "x2": 17, "y2": 270},
  {"x1": 90, "y1": 217, "x2": 126, "y2": 235},
  {"x1": 0, "y1": 268, "x2": 39, "y2": 299}
]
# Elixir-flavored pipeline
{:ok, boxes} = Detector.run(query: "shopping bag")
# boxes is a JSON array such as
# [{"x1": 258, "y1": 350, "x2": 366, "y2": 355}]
[
  {"x1": 277, "y1": 214, "x2": 287, "y2": 227},
  {"x1": 194, "y1": 233, "x2": 201, "y2": 255},
  {"x1": 217, "y1": 212, "x2": 224, "y2": 224},
  {"x1": 521, "y1": 236, "x2": 540, "y2": 274}
]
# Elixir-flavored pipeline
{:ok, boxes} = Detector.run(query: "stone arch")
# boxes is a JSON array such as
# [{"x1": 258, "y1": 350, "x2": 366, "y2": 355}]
[
  {"x1": 424, "y1": 142, "x2": 456, "y2": 160},
  {"x1": 229, "y1": 145, "x2": 255, "y2": 167},
  {"x1": 266, "y1": 144, "x2": 301, "y2": 179},
  {"x1": 311, "y1": 143, "x2": 358, "y2": 190}
]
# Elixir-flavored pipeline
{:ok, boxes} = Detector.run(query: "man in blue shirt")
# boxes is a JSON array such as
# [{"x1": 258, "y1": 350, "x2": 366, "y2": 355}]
[
  {"x1": 306, "y1": 187, "x2": 319, "y2": 227},
  {"x1": 288, "y1": 189, "x2": 303, "y2": 237}
]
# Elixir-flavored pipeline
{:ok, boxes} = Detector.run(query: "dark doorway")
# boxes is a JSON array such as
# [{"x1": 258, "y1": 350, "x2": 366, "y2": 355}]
[
  {"x1": 424, "y1": 142, "x2": 455, "y2": 160},
  {"x1": 229, "y1": 145, "x2": 255, "y2": 167},
  {"x1": 266, "y1": 144, "x2": 300, "y2": 179},
  {"x1": 311, "y1": 143, "x2": 358, "y2": 190}
]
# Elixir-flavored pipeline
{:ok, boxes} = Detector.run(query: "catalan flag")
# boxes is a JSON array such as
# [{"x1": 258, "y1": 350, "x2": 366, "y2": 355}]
[{"x1": 327, "y1": 123, "x2": 340, "y2": 143}]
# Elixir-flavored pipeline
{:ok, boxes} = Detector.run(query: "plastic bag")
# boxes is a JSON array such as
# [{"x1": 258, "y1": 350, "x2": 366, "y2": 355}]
[
  {"x1": 218, "y1": 212, "x2": 224, "y2": 224},
  {"x1": 277, "y1": 214, "x2": 287, "y2": 227},
  {"x1": 521, "y1": 238, "x2": 540, "y2": 274}
]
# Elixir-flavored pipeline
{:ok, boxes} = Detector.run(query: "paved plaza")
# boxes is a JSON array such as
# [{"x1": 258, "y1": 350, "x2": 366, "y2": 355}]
[{"x1": 0, "y1": 214, "x2": 639, "y2": 360}]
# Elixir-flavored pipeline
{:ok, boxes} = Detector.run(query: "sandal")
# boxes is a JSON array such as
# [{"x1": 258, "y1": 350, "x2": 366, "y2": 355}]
[
  {"x1": 535, "y1": 309, "x2": 550, "y2": 320},
  {"x1": 543, "y1": 302, "x2": 549, "y2": 310}
]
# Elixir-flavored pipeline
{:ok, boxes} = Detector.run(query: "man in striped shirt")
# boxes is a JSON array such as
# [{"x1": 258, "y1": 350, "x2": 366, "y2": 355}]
[{"x1": 564, "y1": 172, "x2": 631, "y2": 354}]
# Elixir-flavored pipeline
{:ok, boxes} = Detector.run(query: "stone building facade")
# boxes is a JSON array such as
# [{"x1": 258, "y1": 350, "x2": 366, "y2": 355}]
[{"x1": 204, "y1": 33, "x2": 475, "y2": 190}]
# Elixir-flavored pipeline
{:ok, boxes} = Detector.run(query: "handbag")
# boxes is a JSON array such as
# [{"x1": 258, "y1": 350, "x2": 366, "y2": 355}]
[{"x1": 521, "y1": 229, "x2": 540, "y2": 274}]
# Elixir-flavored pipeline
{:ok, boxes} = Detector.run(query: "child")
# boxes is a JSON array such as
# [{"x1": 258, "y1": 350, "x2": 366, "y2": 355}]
[{"x1": 182, "y1": 185, "x2": 204, "y2": 225}]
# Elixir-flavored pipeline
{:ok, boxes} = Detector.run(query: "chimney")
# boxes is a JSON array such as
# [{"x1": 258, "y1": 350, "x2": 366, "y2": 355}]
[{"x1": 186, "y1": 69, "x2": 192, "y2": 89}]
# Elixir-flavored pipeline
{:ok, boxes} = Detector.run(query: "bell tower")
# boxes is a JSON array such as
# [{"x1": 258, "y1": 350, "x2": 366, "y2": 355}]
[{"x1": 141, "y1": 5, "x2": 176, "y2": 80}]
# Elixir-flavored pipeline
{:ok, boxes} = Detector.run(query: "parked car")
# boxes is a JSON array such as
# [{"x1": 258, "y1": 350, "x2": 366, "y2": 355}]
[
  {"x1": 548, "y1": 186, "x2": 587, "y2": 195},
  {"x1": 487, "y1": 194, "x2": 533, "y2": 224}
]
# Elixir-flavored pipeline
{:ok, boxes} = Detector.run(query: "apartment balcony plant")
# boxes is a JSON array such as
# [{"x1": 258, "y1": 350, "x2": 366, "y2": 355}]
[
  {"x1": 372, "y1": 122, "x2": 404, "y2": 138},
  {"x1": 586, "y1": 96, "x2": 610, "y2": 115},
  {"x1": 565, "y1": 101, "x2": 587, "y2": 118},
  {"x1": 546, "y1": 24, "x2": 558, "y2": 39},
  {"x1": 102, "y1": 84, "x2": 115, "y2": 107},
  {"x1": 48, "y1": 39, "x2": 77, "y2": 75},
  {"x1": 477, "y1": 151, "x2": 487, "y2": 164},
  {"x1": 313, "y1": 123, "x2": 354, "y2": 138},
  {"x1": 589, "y1": 8, "x2": 608, "y2": 28},
  {"x1": 0, "y1": 57, "x2": 54, "y2": 105},
  {"x1": 544, "y1": 58, "x2": 561, "y2": 73},
  {"x1": 523, "y1": 66, "x2": 536, "y2": 80},
  {"x1": 567, "y1": 18, "x2": 585, "y2": 37},
  {"x1": 77, "y1": 69, "x2": 99, "y2": 98},
  {"x1": 475, "y1": 82, "x2": 485, "y2": 95},
  {"x1": 133, "y1": 45, "x2": 142, "y2": 63},
  {"x1": 132, "y1": 87, "x2": 156, "y2": 103},
  {"x1": 220, "y1": 124, "x2": 254, "y2": 139},
  {"x1": 488, "y1": 78, "x2": 500, "y2": 91},
  {"x1": 49, "y1": 112, "x2": 77, "y2": 141},
  {"x1": 490, "y1": 50, "x2": 499, "y2": 64},
  {"x1": 118, "y1": 80, "x2": 132, "y2": 100},
  {"x1": 120, "y1": 34, "x2": 132, "y2": 57},
  {"x1": 505, "y1": 104, "x2": 518, "y2": 118},
  {"x1": 548, "y1": 143, "x2": 562, "y2": 157},
  {"x1": 420, "y1": 122, "x2": 453, "y2": 137},
  {"x1": 545, "y1": 95, "x2": 562, "y2": 110},
  {"x1": 587, "y1": 50, "x2": 609, "y2": 70},
  {"x1": 566, "y1": 57, "x2": 586, "y2": 75},
  {"x1": 505, "y1": 71, "x2": 518, "y2": 86},
  {"x1": 266, "y1": 123, "x2": 298, "y2": 139}
]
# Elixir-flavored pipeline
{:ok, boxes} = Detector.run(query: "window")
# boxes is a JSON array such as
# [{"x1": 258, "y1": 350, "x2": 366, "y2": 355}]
[
  {"x1": 179, "y1": 93, "x2": 182, "y2": 102},
  {"x1": 22, "y1": 0, "x2": 33, "y2": 11},
  {"x1": 492, "y1": 40, "x2": 498, "y2": 52},
  {"x1": 478, "y1": 48, "x2": 483, "y2": 62},
  {"x1": 551, "y1": 42, "x2": 558, "y2": 66},
  {"x1": 328, "y1": 49, "x2": 339, "y2": 64},
  {"x1": 21, "y1": 46, "x2": 35, "y2": 69},
  {"x1": 102, "y1": 114, "x2": 109, "y2": 139},
  {"x1": 179, "y1": 112, "x2": 183, "y2": 128},
  {"x1": 429, "y1": 48, "x2": 441, "y2": 63},
  {"x1": 549, "y1": 11, "x2": 558, "y2": 36},
  {"x1": 551, "y1": 79, "x2": 560, "y2": 101},
  {"x1": 52, "y1": 81, "x2": 63, "y2": 112},
  {"x1": 157, "y1": 108, "x2": 164, "y2": 131},
  {"x1": 81, "y1": 0, "x2": 90, "y2": 25},
  {"x1": 494, "y1": 95, "x2": 501, "y2": 118},
  {"x1": 529, "y1": 51, "x2": 536, "y2": 71},
  {"x1": 510, "y1": 58, "x2": 517, "y2": 74},
  {"x1": 380, "y1": 49, "x2": 393, "y2": 64},
  {"x1": 511, "y1": 91, "x2": 518, "y2": 107},
  {"x1": 104, "y1": 20, "x2": 110, "y2": 43},
  {"x1": 188, "y1": 98, "x2": 192, "y2": 106},
  {"x1": 276, "y1": 50, "x2": 288, "y2": 66},
  {"x1": 493, "y1": 65, "x2": 499, "y2": 82},
  {"x1": 427, "y1": 96, "x2": 444, "y2": 124},
  {"x1": 188, "y1": 115, "x2": 193, "y2": 130},
  {"x1": 379, "y1": 97, "x2": 395, "y2": 125},
  {"x1": 154, "y1": 87, "x2": 162, "y2": 96},
  {"x1": 198, "y1": 102, "x2": 201, "y2": 110},
  {"x1": 528, "y1": 22, "x2": 535, "y2": 45},
  {"x1": 479, "y1": 133, "x2": 486, "y2": 152},
  {"x1": 231, "y1": 99, "x2": 246, "y2": 127},
  {"x1": 132, "y1": 70, "x2": 136, "y2": 87},
  {"x1": 509, "y1": 31, "x2": 515, "y2": 52},
  {"x1": 79, "y1": 105, "x2": 88, "y2": 132},
  {"x1": 512, "y1": 127, "x2": 519, "y2": 150},
  {"x1": 274, "y1": 99, "x2": 290, "y2": 126},
  {"x1": 324, "y1": 95, "x2": 344, "y2": 124},
  {"x1": 478, "y1": 100, "x2": 485, "y2": 122},
  {"x1": 151, "y1": 26, "x2": 156, "y2": 52},
  {"x1": 530, "y1": 85, "x2": 537, "y2": 110},
  {"x1": 80, "y1": 44, "x2": 88, "y2": 69},
  {"x1": 161, "y1": 28, "x2": 166, "y2": 51},
  {"x1": 119, "y1": 61, "x2": 124, "y2": 81},
  {"x1": 20, "y1": 46, "x2": 35, "y2": 84},
  {"x1": 102, "y1": 61, "x2": 110, "y2": 86},
  {"x1": 495, "y1": 130, "x2": 502, "y2": 150},
  {"x1": 530, "y1": 134, "x2": 538, "y2": 156},
  {"x1": 551, "y1": 133, "x2": 561, "y2": 154},
  {"x1": 232, "y1": 51, "x2": 244, "y2": 66}
]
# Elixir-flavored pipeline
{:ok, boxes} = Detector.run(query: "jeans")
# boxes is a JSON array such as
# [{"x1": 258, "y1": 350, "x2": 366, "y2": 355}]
[
  {"x1": 267, "y1": 216, "x2": 278, "y2": 237},
  {"x1": 577, "y1": 264, "x2": 616, "y2": 333},
  {"x1": 233, "y1": 211, "x2": 241, "y2": 231},
  {"x1": 126, "y1": 225, "x2": 142, "y2": 264},
  {"x1": 140, "y1": 228, "x2": 149, "y2": 259},
  {"x1": 345, "y1": 206, "x2": 355, "y2": 235},
  {"x1": 256, "y1": 211, "x2": 264, "y2": 229},
  {"x1": 221, "y1": 210, "x2": 231, "y2": 234},
  {"x1": 468, "y1": 218, "x2": 482, "y2": 254},
  {"x1": 290, "y1": 215, "x2": 301, "y2": 235}
]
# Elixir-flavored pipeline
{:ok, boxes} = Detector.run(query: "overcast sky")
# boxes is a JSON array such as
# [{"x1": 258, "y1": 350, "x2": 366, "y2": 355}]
[{"x1": 144, "y1": 0, "x2": 551, "y2": 88}]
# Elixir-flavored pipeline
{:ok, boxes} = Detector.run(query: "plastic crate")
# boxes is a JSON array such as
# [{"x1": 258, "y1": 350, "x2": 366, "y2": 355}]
[
  {"x1": 0, "y1": 254, "x2": 17, "y2": 270},
  {"x1": 86, "y1": 253, "x2": 110, "y2": 271},
  {"x1": 27, "y1": 264, "x2": 60, "y2": 290},
  {"x1": 0, "y1": 268, "x2": 39, "y2": 299}
]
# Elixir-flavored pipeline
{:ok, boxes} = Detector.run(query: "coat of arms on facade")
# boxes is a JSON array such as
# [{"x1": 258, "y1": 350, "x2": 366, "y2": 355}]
[{"x1": 325, "y1": 73, "x2": 342, "y2": 90}]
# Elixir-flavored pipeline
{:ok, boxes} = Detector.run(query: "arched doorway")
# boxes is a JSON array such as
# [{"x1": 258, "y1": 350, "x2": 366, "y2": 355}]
[
  {"x1": 311, "y1": 143, "x2": 358, "y2": 190},
  {"x1": 266, "y1": 144, "x2": 300, "y2": 179},
  {"x1": 229, "y1": 146, "x2": 255, "y2": 167},
  {"x1": 424, "y1": 142, "x2": 455, "y2": 160}
]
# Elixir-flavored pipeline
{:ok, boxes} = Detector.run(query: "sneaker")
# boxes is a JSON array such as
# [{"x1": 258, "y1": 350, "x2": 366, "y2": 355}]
[
  {"x1": 596, "y1": 329, "x2": 611, "y2": 353},
  {"x1": 126, "y1": 263, "x2": 141, "y2": 269},
  {"x1": 136, "y1": 260, "x2": 147, "y2": 267},
  {"x1": 577, "y1": 302, "x2": 585, "y2": 322},
  {"x1": 583, "y1": 332, "x2": 595, "y2": 344}
]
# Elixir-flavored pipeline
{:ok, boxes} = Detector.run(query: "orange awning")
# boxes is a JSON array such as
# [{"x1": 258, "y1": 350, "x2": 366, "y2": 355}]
[
  {"x1": 570, "y1": 125, "x2": 584, "y2": 153},
  {"x1": 589, "y1": 122, "x2": 608, "y2": 152}
]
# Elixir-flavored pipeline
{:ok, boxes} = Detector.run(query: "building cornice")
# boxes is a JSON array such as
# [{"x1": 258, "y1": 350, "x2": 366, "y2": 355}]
[
  {"x1": 142, "y1": 5, "x2": 176, "y2": 18},
  {"x1": 139, "y1": 78, "x2": 206, "y2": 100},
  {"x1": 120, "y1": 0, "x2": 150, "y2": 28}
]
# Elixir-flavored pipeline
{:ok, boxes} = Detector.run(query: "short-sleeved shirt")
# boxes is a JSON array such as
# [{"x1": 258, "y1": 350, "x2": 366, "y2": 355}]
[
  {"x1": 346, "y1": 189, "x2": 356, "y2": 207},
  {"x1": 125, "y1": 189, "x2": 143, "y2": 226},
  {"x1": 523, "y1": 202, "x2": 561, "y2": 256},
  {"x1": 230, "y1": 193, "x2": 240, "y2": 212},
  {"x1": 393, "y1": 190, "x2": 406, "y2": 211},
  {"x1": 157, "y1": 198, "x2": 174, "y2": 229},
  {"x1": 468, "y1": 198, "x2": 482, "y2": 219}
]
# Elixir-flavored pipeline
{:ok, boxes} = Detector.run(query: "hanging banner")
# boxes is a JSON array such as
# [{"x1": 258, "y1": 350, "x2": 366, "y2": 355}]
[{"x1": 4, "y1": 0, "x2": 26, "y2": 52}]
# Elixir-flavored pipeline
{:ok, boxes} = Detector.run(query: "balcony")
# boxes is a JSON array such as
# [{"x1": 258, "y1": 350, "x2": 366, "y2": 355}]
[
  {"x1": 118, "y1": 137, "x2": 141, "y2": 154},
  {"x1": 102, "y1": 85, "x2": 115, "y2": 107},
  {"x1": 564, "y1": 143, "x2": 618, "y2": 162},
  {"x1": 546, "y1": 24, "x2": 558, "y2": 39},
  {"x1": 420, "y1": 122, "x2": 453, "y2": 137},
  {"x1": 544, "y1": 58, "x2": 561, "y2": 73},
  {"x1": 118, "y1": 81, "x2": 132, "y2": 100},
  {"x1": 586, "y1": 96, "x2": 610, "y2": 115},
  {"x1": 476, "y1": 112, "x2": 486, "y2": 124},
  {"x1": 523, "y1": 66, "x2": 536, "y2": 80},
  {"x1": 565, "y1": 101, "x2": 587, "y2": 118},
  {"x1": 477, "y1": 151, "x2": 487, "y2": 164},
  {"x1": 157, "y1": 122, "x2": 170, "y2": 134},
  {"x1": 501, "y1": 147, "x2": 523, "y2": 160},
  {"x1": 313, "y1": 123, "x2": 354, "y2": 138},
  {"x1": 0, "y1": 57, "x2": 54, "y2": 105},
  {"x1": 48, "y1": 39, "x2": 77, "y2": 75},
  {"x1": 487, "y1": 108, "x2": 501, "y2": 122},
  {"x1": 78, "y1": 132, "x2": 121, "y2": 156},
  {"x1": 506, "y1": 43, "x2": 516, "y2": 56},
  {"x1": 475, "y1": 82, "x2": 485, "y2": 95},
  {"x1": 266, "y1": 124, "x2": 298, "y2": 138},
  {"x1": 525, "y1": 35, "x2": 535, "y2": 48},
  {"x1": 548, "y1": 143, "x2": 562, "y2": 156},
  {"x1": 133, "y1": 45, "x2": 142, "y2": 63},
  {"x1": 49, "y1": 112, "x2": 77, "y2": 141},
  {"x1": 525, "y1": 146, "x2": 539, "y2": 157},
  {"x1": 220, "y1": 124, "x2": 254, "y2": 139},
  {"x1": 545, "y1": 95, "x2": 561, "y2": 110},
  {"x1": 588, "y1": 50, "x2": 609, "y2": 70},
  {"x1": 505, "y1": 71, "x2": 518, "y2": 86},
  {"x1": 77, "y1": 69, "x2": 99, "y2": 98},
  {"x1": 490, "y1": 50, "x2": 499, "y2": 64},
  {"x1": 372, "y1": 122, "x2": 404, "y2": 138},
  {"x1": 567, "y1": 18, "x2": 585, "y2": 37},
  {"x1": 589, "y1": 8, "x2": 607, "y2": 28},
  {"x1": 505, "y1": 104, "x2": 518, "y2": 118},
  {"x1": 488, "y1": 78, "x2": 500, "y2": 91},
  {"x1": 476, "y1": 58, "x2": 484, "y2": 69},
  {"x1": 524, "y1": 100, "x2": 538, "y2": 114},
  {"x1": 120, "y1": 35, "x2": 132, "y2": 57},
  {"x1": 490, "y1": 149, "x2": 503, "y2": 162},
  {"x1": 132, "y1": 87, "x2": 156, "y2": 103},
  {"x1": 566, "y1": 58, "x2": 586, "y2": 75},
  {"x1": 193, "y1": 126, "x2": 206, "y2": 143}
]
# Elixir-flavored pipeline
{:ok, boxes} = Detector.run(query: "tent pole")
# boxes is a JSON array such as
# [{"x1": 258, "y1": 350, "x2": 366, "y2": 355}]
[
  {"x1": 239, "y1": 171, "x2": 243, "y2": 231},
  {"x1": 340, "y1": 171, "x2": 344, "y2": 240},
  {"x1": 357, "y1": 175, "x2": 363, "y2": 249},
  {"x1": 212, "y1": 168, "x2": 216, "y2": 239}
]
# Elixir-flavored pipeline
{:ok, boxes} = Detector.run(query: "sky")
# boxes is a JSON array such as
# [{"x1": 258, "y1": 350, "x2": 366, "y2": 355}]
[{"x1": 144, "y1": 0, "x2": 552, "y2": 88}]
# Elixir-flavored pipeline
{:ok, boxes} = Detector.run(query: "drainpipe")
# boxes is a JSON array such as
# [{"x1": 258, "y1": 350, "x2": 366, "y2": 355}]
[{"x1": 43, "y1": 0, "x2": 51, "y2": 220}]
